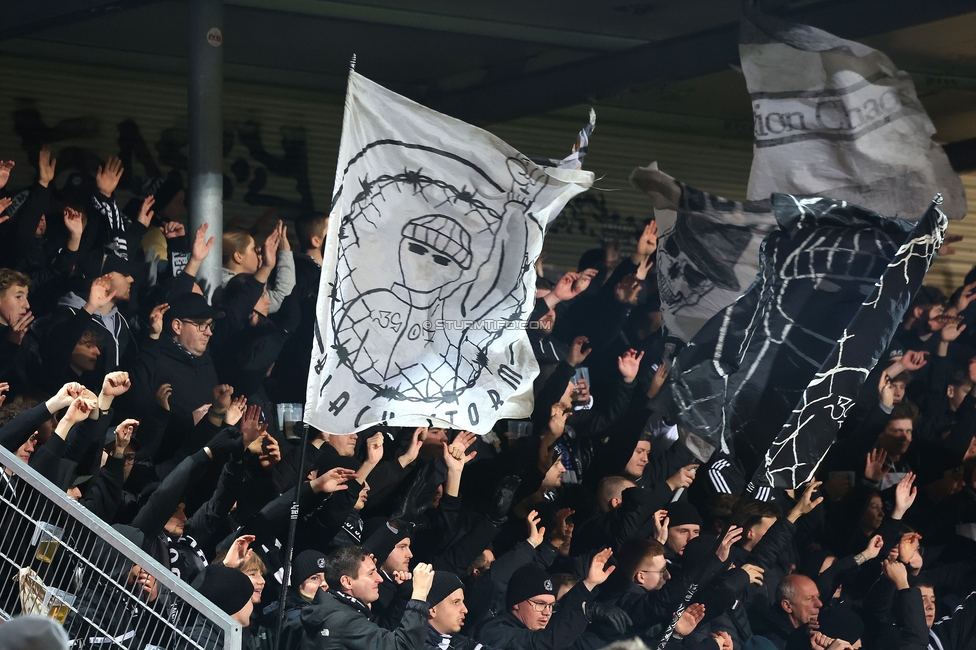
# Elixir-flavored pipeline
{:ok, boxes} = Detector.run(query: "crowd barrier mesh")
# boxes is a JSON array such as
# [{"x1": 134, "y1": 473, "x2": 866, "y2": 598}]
[{"x1": 0, "y1": 443, "x2": 241, "y2": 649}]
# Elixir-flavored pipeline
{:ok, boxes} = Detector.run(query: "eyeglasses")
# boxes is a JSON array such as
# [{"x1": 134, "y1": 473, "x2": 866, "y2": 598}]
[
  {"x1": 638, "y1": 568, "x2": 669, "y2": 576},
  {"x1": 180, "y1": 319, "x2": 214, "y2": 333},
  {"x1": 526, "y1": 599, "x2": 554, "y2": 613}
]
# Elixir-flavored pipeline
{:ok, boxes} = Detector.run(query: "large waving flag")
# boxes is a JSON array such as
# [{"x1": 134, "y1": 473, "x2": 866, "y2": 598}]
[
  {"x1": 631, "y1": 163, "x2": 777, "y2": 342},
  {"x1": 665, "y1": 195, "x2": 922, "y2": 481},
  {"x1": 306, "y1": 71, "x2": 593, "y2": 435},
  {"x1": 740, "y1": 7, "x2": 966, "y2": 220}
]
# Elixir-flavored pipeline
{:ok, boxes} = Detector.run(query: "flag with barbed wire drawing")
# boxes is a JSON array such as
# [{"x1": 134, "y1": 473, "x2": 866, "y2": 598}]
[{"x1": 306, "y1": 71, "x2": 594, "y2": 435}]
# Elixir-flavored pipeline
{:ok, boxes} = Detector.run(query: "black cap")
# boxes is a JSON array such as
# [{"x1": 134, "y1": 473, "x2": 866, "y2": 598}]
[
  {"x1": 817, "y1": 606, "x2": 864, "y2": 643},
  {"x1": 506, "y1": 565, "x2": 555, "y2": 609},
  {"x1": 198, "y1": 564, "x2": 254, "y2": 616},
  {"x1": 666, "y1": 501, "x2": 703, "y2": 527},
  {"x1": 166, "y1": 293, "x2": 224, "y2": 326},
  {"x1": 427, "y1": 571, "x2": 464, "y2": 607},
  {"x1": 362, "y1": 518, "x2": 410, "y2": 564},
  {"x1": 292, "y1": 550, "x2": 327, "y2": 586}
]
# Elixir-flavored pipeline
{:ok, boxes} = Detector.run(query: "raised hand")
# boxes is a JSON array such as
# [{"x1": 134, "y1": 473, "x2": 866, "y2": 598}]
[
  {"x1": 225, "y1": 394, "x2": 247, "y2": 427},
  {"x1": 618, "y1": 348, "x2": 644, "y2": 384},
  {"x1": 365, "y1": 431, "x2": 385, "y2": 465},
  {"x1": 262, "y1": 224, "x2": 281, "y2": 269},
  {"x1": 878, "y1": 373, "x2": 894, "y2": 408},
  {"x1": 398, "y1": 427, "x2": 426, "y2": 467},
  {"x1": 614, "y1": 274, "x2": 642, "y2": 305},
  {"x1": 86, "y1": 275, "x2": 116, "y2": 313},
  {"x1": 211, "y1": 384, "x2": 234, "y2": 414},
  {"x1": 8, "y1": 311, "x2": 34, "y2": 345},
  {"x1": 0, "y1": 197, "x2": 12, "y2": 225},
  {"x1": 865, "y1": 448, "x2": 887, "y2": 483},
  {"x1": 50, "y1": 382, "x2": 85, "y2": 411},
  {"x1": 941, "y1": 316, "x2": 966, "y2": 343},
  {"x1": 652, "y1": 509, "x2": 670, "y2": 545},
  {"x1": 892, "y1": 472, "x2": 918, "y2": 520},
  {"x1": 148, "y1": 303, "x2": 169, "y2": 340},
  {"x1": 567, "y1": 335, "x2": 591, "y2": 367},
  {"x1": 635, "y1": 253, "x2": 654, "y2": 281},
  {"x1": 64, "y1": 207, "x2": 84, "y2": 239},
  {"x1": 277, "y1": 220, "x2": 291, "y2": 252},
  {"x1": 38, "y1": 147, "x2": 56, "y2": 188},
  {"x1": 526, "y1": 509, "x2": 545, "y2": 548},
  {"x1": 881, "y1": 558, "x2": 910, "y2": 590},
  {"x1": 311, "y1": 467, "x2": 356, "y2": 494},
  {"x1": 551, "y1": 507, "x2": 575, "y2": 551},
  {"x1": 240, "y1": 405, "x2": 266, "y2": 447},
  {"x1": 163, "y1": 221, "x2": 186, "y2": 239},
  {"x1": 191, "y1": 223, "x2": 215, "y2": 262},
  {"x1": 115, "y1": 419, "x2": 138, "y2": 451},
  {"x1": 636, "y1": 220, "x2": 658, "y2": 257},
  {"x1": 96, "y1": 156, "x2": 124, "y2": 196},
  {"x1": 101, "y1": 371, "x2": 131, "y2": 402},
  {"x1": 155, "y1": 383, "x2": 172, "y2": 411},
  {"x1": 410, "y1": 563, "x2": 435, "y2": 601},
  {"x1": 666, "y1": 464, "x2": 699, "y2": 492},
  {"x1": 136, "y1": 196, "x2": 155, "y2": 228},
  {"x1": 255, "y1": 433, "x2": 281, "y2": 468},
  {"x1": 647, "y1": 362, "x2": 670, "y2": 399},
  {"x1": 901, "y1": 350, "x2": 929, "y2": 371},
  {"x1": 442, "y1": 440, "x2": 477, "y2": 473},
  {"x1": 674, "y1": 602, "x2": 705, "y2": 637},
  {"x1": 572, "y1": 268, "x2": 598, "y2": 296},
  {"x1": 223, "y1": 535, "x2": 256, "y2": 569},
  {"x1": 65, "y1": 396, "x2": 97, "y2": 425},
  {"x1": 551, "y1": 272, "x2": 581, "y2": 302},
  {"x1": 0, "y1": 383, "x2": 8, "y2": 408},
  {"x1": 956, "y1": 281, "x2": 976, "y2": 311},
  {"x1": 938, "y1": 234, "x2": 964, "y2": 256},
  {"x1": 716, "y1": 526, "x2": 744, "y2": 563},
  {"x1": 448, "y1": 430, "x2": 477, "y2": 459},
  {"x1": 711, "y1": 631, "x2": 734, "y2": 650},
  {"x1": 861, "y1": 534, "x2": 884, "y2": 562},
  {"x1": 0, "y1": 159, "x2": 14, "y2": 189},
  {"x1": 583, "y1": 547, "x2": 615, "y2": 590},
  {"x1": 740, "y1": 563, "x2": 764, "y2": 585},
  {"x1": 788, "y1": 480, "x2": 824, "y2": 523}
]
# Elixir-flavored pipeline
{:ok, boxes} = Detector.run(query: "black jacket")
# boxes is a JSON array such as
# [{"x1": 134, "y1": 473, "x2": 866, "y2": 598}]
[
  {"x1": 300, "y1": 589, "x2": 430, "y2": 650},
  {"x1": 478, "y1": 580, "x2": 592, "y2": 650}
]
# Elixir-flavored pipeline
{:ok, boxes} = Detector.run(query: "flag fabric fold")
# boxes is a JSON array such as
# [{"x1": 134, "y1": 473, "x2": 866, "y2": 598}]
[
  {"x1": 305, "y1": 71, "x2": 593, "y2": 435},
  {"x1": 740, "y1": 8, "x2": 966, "y2": 220},
  {"x1": 666, "y1": 194, "x2": 919, "y2": 478},
  {"x1": 757, "y1": 199, "x2": 947, "y2": 489},
  {"x1": 631, "y1": 163, "x2": 777, "y2": 342}
]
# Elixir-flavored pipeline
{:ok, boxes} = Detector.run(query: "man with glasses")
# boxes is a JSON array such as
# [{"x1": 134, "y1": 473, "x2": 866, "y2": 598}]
[
  {"x1": 478, "y1": 548, "x2": 614, "y2": 649},
  {"x1": 130, "y1": 292, "x2": 225, "y2": 468}
]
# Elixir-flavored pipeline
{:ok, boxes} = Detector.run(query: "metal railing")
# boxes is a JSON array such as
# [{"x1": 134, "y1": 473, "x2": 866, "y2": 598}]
[{"x1": 0, "y1": 443, "x2": 241, "y2": 649}]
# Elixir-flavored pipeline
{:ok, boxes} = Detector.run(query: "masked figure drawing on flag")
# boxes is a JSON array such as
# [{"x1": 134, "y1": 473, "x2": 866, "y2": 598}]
[
  {"x1": 307, "y1": 71, "x2": 593, "y2": 435},
  {"x1": 631, "y1": 163, "x2": 777, "y2": 342}
]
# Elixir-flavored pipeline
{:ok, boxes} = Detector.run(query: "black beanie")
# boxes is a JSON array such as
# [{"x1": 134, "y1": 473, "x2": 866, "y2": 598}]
[
  {"x1": 362, "y1": 518, "x2": 410, "y2": 565},
  {"x1": 506, "y1": 565, "x2": 555, "y2": 609},
  {"x1": 198, "y1": 565, "x2": 255, "y2": 616},
  {"x1": 817, "y1": 606, "x2": 864, "y2": 643},
  {"x1": 292, "y1": 550, "x2": 328, "y2": 587},
  {"x1": 427, "y1": 571, "x2": 464, "y2": 607},
  {"x1": 667, "y1": 501, "x2": 703, "y2": 527}
]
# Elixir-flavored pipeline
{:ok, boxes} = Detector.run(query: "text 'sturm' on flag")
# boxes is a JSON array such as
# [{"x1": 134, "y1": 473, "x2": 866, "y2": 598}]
[
  {"x1": 740, "y1": 7, "x2": 966, "y2": 220},
  {"x1": 631, "y1": 163, "x2": 777, "y2": 343},
  {"x1": 305, "y1": 71, "x2": 594, "y2": 435}
]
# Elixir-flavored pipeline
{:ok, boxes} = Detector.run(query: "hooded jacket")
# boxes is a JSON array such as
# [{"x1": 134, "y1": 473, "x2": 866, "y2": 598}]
[{"x1": 299, "y1": 589, "x2": 430, "y2": 650}]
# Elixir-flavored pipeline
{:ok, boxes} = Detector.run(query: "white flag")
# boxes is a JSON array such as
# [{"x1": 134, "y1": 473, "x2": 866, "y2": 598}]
[
  {"x1": 306, "y1": 72, "x2": 593, "y2": 434},
  {"x1": 740, "y1": 8, "x2": 966, "y2": 220}
]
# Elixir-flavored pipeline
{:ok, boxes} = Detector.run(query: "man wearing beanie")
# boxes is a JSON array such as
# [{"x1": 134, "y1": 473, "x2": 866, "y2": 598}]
[
  {"x1": 478, "y1": 548, "x2": 614, "y2": 650},
  {"x1": 665, "y1": 501, "x2": 702, "y2": 558},
  {"x1": 177, "y1": 564, "x2": 258, "y2": 649},
  {"x1": 0, "y1": 615, "x2": 70, "y2": 650},
  {"x1": 425, "y1": 571, "x2": 499, "y2": 650},
  {"x1": 300, "y1": 545, "x2": 434, "y2": 649},
  {"x1": 362, "y1": 518, "x2": 413, "y2": 628}
]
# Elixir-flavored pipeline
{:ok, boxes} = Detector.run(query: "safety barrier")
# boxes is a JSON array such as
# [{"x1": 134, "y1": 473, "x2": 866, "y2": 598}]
[{"x1": 0, "y1": 443, "x2": 241, "y2": 649}]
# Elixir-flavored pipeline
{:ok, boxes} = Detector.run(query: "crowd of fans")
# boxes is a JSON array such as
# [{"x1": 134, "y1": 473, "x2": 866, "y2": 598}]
[{"x1": 0, "y1": 147, "x2": 975, "y2": 650}]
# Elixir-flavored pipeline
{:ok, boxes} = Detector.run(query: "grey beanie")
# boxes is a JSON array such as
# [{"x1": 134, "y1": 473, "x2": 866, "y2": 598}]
[{"x1": 0, "y1": 615, "x2": 69, "y2": 649}]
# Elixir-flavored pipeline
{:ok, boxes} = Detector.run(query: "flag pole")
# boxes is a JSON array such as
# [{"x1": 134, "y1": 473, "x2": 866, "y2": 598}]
[{"x1": 273, "y1": 422, "x2": 311, "y2": 650}]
